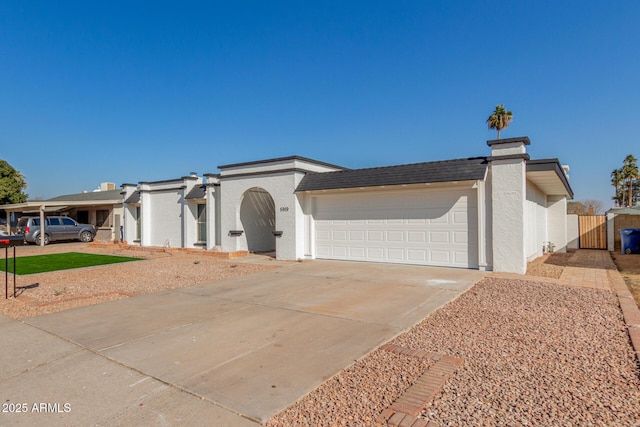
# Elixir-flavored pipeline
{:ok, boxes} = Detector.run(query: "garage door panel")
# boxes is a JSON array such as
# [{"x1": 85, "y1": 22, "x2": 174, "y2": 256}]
[
  {"x1": 454, "y1": 251, "x2": 469, "y2": 264},
  {"x1": 453, "y1": 211, "x2": 468, "y2": 224},
  {"x1": 453, "y1": 231, "x2": 468, "y2": 244},
  {"x1": 387, "y1": 231, "x2": 404, "y2": 242},
  {"x1": 349, "y1": 247, "x2": 366, "y2": 258},
  {"x1": 316, "y1": 230, "x2": 331, "y2": 240},
  {"x1": 430, "y1": 214, "x2": 449, "y2": 224},
  {"x1": 316, "y1": 245, "x2": 331, "y2": 257},
  {"x1": 367, "y1": 231, "x2": 384, "y2": 242},
  {"x1": 407, "y1": 218, "x2": 427, "y2": 224},
  {"x1": 388, "y1": 248, "x2": 404, "y2": 260},
  {"x1": 408, "y1": 249, "x2": 427, "y2": 262},
  {"x1": 333, "y1": 246, "x2": 348, "y2": 257},
  {"x1": 349, "y1": 230, "x2": 365, "y2": 241},
  {"x1": 367, "y1": 248, "x2": 385, "y2": 259},
  {"x1": 430, "y1": 251, "x2": 450, "y2": 264},
  {"x1": 314, "y1": 189, "x2": 478, "y2": 268},
  {"x1": 332, "y1": 230, "x2": 347, "y2": 241},
  {"x1": 428, "y1": 231, "x2": 448, "y2": 243},
  {"x1": 408, "y1": 231, "x2": 426, "y2": 243}
]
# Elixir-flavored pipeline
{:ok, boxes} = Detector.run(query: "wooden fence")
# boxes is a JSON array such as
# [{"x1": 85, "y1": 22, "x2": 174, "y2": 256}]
[{"x1": 578, "y1": 215, "x2": 607, "y2": 249}]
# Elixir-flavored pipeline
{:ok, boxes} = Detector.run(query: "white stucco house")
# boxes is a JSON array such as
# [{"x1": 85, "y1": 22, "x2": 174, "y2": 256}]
[{"x1": 117, "y1": 136, "x2": 573, "y2": 274}]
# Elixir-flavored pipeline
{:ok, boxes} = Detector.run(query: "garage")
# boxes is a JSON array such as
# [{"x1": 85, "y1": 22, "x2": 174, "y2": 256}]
[{"x1": 313, "y1": 187, "x2": 478, "y2": 268}]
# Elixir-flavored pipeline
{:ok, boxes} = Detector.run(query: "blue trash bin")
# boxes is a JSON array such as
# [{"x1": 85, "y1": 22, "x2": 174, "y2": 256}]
[{"x1": 620, "y1": 228, "x2": 640, "y2": 254}]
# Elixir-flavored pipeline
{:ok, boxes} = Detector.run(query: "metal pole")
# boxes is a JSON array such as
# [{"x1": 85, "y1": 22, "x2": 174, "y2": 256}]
[
  {"x1": 12, "y1": 246, "x2": 16, "y2": 298},
  {"x1": 40, "y1": 206, "x2": 46, "y2": 247},
  {"x1": 4, "y1": 247, "x2": 7, "y2": 299}
]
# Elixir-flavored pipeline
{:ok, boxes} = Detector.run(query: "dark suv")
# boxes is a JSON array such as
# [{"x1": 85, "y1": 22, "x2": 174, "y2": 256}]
[{"x1": 16, "y1": 216, "x2": 96, "y2": 245}]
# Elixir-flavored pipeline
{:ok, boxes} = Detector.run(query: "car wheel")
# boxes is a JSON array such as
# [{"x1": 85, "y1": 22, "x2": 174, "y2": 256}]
[
  {"x1": 80, "y1": 231, "x2": 94, "y2": 242},
  {"x1": 35, "y1": 234, "x2": 50, "y2": 245}
]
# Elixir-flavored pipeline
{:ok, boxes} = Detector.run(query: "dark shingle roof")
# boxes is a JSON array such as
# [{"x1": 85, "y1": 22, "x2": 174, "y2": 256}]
[
  {"x1": 45, "y1": 189, "x2": 123, "y2": 202},
  {"x1": 296, "y1": 157, "x2": 488, "y2": 192},
  {"x1": 185, "y1": 185, "x2": 206, "y2": 199}
]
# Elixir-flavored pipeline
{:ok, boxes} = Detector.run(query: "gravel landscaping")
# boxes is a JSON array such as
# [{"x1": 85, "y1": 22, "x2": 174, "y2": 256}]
[
  {"x1": 268, "y1": 276, "x2": 640, "y2": 426},
  {"x1": 525, "y1": 251, "x2": 573, "y2": 279},
  {"x1": 0, "y1": 243, "x2": 276, "y2": 318}
]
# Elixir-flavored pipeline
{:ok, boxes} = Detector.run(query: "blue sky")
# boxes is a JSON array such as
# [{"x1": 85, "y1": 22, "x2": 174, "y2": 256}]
[{"x1": 1, "y1": 1, "x2": 638, "y2": 208}]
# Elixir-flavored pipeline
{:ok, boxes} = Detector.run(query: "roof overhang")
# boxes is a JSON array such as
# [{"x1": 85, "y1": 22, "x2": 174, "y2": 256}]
[
  {"x1": 526, "y1": 159, "x2": 574, "y2": 199},
  {"x1": 2, "y1": 199, "x2": 122, "y2": 213}
]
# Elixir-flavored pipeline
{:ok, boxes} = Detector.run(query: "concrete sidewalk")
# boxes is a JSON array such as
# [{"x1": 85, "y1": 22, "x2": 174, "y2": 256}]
[{"x1": 0, "y1": 259, "x2": 485, "y2": 426}]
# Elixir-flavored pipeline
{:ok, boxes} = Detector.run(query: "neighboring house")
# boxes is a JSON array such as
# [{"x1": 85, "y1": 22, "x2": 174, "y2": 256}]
[
  {"x1": 2, "y1": 184, "x2": 123, "y2": 241},
  {"x1": 120, "y1": 136, "x2": 573, "y2": 274},
  {"x1": 606, "y1": 206, "x2": 640, "y2": 251}
]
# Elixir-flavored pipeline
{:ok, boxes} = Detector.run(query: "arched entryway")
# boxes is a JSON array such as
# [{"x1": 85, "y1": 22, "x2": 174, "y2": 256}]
[{"x1": 240, "y1": 187, "x2": 276, "y2": 254}]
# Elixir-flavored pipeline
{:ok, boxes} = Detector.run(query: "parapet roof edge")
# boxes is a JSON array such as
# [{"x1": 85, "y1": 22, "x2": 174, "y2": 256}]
[
  {"x1": 486, "y1": 136, "x2": 531, "y2": 146},
  {"x1": 218, "y1": 155, "x2": 347, "y2": 170}
]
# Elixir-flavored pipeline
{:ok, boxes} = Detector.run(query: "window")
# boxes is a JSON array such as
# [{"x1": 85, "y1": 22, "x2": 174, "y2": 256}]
[
  {"x1": 197, "y1": 204, "x2": 206, "y2": 243},
  {"x1": 61, "y1": 218, "x2": 75, "y2": 226},
  {"x1": 135, "y1": 207, "x2": 141, "y2": 241},
  {"x1": 77, "y1": 211, "x2": 89, "y2": 224},
  {"x1": 96, "y1": 210, "x2": 110, "y2": 227},
  {"x1": 48, "y1": 218, "x2": 61, "y2": 226}
]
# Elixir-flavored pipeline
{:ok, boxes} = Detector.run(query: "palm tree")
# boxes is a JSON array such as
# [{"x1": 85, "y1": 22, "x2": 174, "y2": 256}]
[
  {"x1": 622, "y1": 154, "x2": 639, "y2": 207},
  {"x1": 486, "y1": 104, "x2": 513, "y2": 139},
  {"x1": 611, "y1": 168, "x2": 624, "y2": 207}
]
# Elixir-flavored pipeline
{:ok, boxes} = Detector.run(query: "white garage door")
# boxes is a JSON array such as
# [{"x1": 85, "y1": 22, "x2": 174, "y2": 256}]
[{"x1": 314, "y1": 188, "x2": 478, "y2": 268}]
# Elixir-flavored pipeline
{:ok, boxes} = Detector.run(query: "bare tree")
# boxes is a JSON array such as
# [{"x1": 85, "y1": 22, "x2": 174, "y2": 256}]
[{"x1": 567, "y1": 199, "x2": 604, "y2": 215}]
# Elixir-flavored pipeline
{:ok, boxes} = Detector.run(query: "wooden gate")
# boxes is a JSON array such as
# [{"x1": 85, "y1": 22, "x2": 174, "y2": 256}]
[{"x1": 578, "y1": 215, "x2": 607, "y2": 249}]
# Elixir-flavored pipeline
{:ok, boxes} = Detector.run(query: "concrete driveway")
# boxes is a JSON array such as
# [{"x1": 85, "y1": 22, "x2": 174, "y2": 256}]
[{"x1": 0, "y1": 260, "x2": 485, "y2": 426}]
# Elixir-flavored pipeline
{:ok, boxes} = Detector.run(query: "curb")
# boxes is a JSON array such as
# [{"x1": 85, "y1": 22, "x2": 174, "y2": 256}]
[{"x1": 607, "y1": 267, "x2": 640, "y2": 363}]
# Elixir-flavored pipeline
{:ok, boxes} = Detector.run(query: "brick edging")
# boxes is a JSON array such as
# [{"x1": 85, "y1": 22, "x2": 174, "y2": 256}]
[
  {"x1": 607, "y1": 268, "x2": 640, "y2": 362},
  {"x1": 376, "y1": 344, "x2": 463, "y2": 427}
]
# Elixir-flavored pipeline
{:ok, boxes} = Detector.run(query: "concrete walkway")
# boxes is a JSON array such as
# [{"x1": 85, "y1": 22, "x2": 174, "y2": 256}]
[{"x1": 0, "y1": 260, "x2": 485, "y2": 426}]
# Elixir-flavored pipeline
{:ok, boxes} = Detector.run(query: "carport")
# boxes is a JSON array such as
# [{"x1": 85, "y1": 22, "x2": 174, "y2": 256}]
[{"x1": 2, "y1": 190, "x2": 123, "y2": 245}]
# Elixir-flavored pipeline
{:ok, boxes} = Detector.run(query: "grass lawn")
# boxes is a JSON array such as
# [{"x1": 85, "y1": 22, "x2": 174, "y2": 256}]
[{"x1": 0, "y1": 252, "x2": 143, "y2": 275}]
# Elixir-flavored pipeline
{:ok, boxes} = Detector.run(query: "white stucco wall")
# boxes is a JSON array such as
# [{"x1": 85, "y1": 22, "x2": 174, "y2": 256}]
[
  {"x1": 147, "y1": 189, "x2": 183, "y2": 247},
  {"x1": 491, "y1": 158, "x2": 527, "y2": 274},
  {"x1": 567, "y1": 214, "x2": 580, "y2": 250},
  {"x1": 607, "y1": 212, "x2": 615, "y2": 251},
  {"x1": 483, "y1": 170, "x2": 493, "y2": 269},
  {"x1": 184, "y1": 202, "x2": 200, "y2": 248},
  {"x1": 489, "y1": 141, "x2": 527, "y2": 156},
  {"x1": 140, "y1": 190, "x2": 152, "y2": 246},
  {"x1": 219, "y1": 172, "x2": 305, "y2": 260},
  {"x1": 547, "y1": 196, "x2": 568, "y2": 252},
  {"x1": 525, "y1": 181, "x2": 547, "y2": 260}
]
